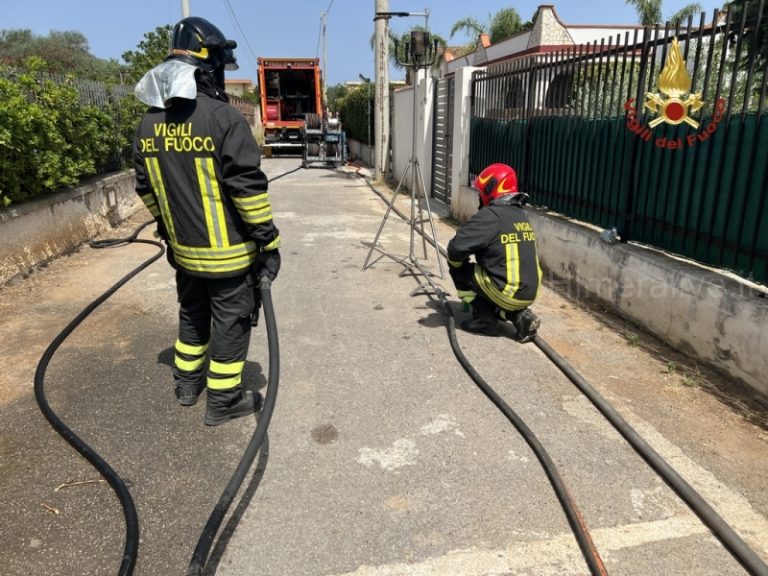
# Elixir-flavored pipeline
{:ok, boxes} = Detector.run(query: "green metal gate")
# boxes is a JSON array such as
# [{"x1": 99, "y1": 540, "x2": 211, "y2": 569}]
[{"x1": 470, "y1": 5, "x2": 768, "y2": 284}]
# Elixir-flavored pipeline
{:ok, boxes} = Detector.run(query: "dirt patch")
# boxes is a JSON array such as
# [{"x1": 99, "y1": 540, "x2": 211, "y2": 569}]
[{"x1": 0, "y1": 213, "x2": 157, "y2": 407}]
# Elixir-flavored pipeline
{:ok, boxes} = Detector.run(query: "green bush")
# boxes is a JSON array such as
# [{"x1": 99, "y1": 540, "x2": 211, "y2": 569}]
[
  {"x1": 105, "y1": 92, "x2": 147, "y2": 171},
  {"x1": 339, "y1": 85, "x2": 374, "y2": 144},
  {"x1": 0, "y1": 59, "x2": 142, "y2": 207}
]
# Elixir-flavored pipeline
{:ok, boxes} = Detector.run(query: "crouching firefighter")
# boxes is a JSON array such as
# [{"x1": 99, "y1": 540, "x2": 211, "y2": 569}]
[
  {"x1": 446, "y1": 163, "x2": 541, "y2": 341},
  {"x1": 133, "y1": 16, "x2": 281, "y2": 426}
]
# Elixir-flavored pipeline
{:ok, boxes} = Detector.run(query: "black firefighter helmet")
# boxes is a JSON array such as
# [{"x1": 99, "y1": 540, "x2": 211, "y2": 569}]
[{"x1": 167, "y1": 16, "x2": 238, "y2": 73}]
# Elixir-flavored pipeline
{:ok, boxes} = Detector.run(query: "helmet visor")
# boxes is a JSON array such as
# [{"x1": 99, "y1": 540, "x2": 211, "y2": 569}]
[{"x1": 223, "y1": 44, "x2": 238, "y2": 70}]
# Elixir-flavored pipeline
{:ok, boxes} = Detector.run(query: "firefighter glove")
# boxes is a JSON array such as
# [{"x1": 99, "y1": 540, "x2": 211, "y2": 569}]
[{"x1": 256, "y1": 249, "x2": 281, "y2": 281}]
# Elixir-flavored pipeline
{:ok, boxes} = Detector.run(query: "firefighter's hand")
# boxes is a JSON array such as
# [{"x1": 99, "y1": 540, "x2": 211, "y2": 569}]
[{"x1": 256, "y1": 249, "x2": 281, "y2": 281}]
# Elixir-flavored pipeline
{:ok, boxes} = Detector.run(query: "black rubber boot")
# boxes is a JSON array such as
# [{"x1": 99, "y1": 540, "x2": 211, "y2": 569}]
[
  {"x1": 204, "y1": 390, "x2": 263, "y2": 427},
  {"x1": 460, "y1": 298, "x2": 500, "y2": 336},
  {"x1": 510, "y1": 308, "x2": 540, "y2": 342},
  {"x1": 175, "y1": 382, "x2": 204, "y2": 406},
  {"x1": 460, "y1": 317, "x2": 500, "y2": 336}
]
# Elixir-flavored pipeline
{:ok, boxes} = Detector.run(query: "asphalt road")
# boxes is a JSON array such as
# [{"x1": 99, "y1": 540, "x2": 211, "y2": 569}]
[{"x1": 1, "y1": 157, "x2": 767, "y2": 576}]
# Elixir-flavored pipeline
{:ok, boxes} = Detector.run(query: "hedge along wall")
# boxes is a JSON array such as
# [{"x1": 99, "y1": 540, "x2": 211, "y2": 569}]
[
  {"x1": 339, "y1": 84, "x2": 374, "y2": 145},
  {"x1": 0, "y1": 64, "x2": 144, "y2": 208}
]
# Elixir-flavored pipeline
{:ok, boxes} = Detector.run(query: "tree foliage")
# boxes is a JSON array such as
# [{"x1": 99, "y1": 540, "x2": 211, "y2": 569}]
[
  {"x1": 450, "y1": 17, "x2": 485, "y2": 40},
  {"x1": 726, "y1": 0, "x2": 768, "y2": 65},
  {"x1": 326, "y1": 83, "x2": 349, "y2": 114},
  {"x1": 489, "y1": 8, "x2": 523, "y2": 43},
  {"x1": 624, "y1": 0, "x2": 703, "y2": 26},
  {"x1": 450, "y1": 8, "x2": 524, "y2": 44},
  {"x1": 370, "y1": 26, "x2": 447, "y2": 74},
  {"x1": 392, "y1": 27, "x2": 447, "y2": 75},
  {"x1": 121, "y1": 25, "x2": 171, "y2": 84},
  {"x1": 0, "y1": 28, "x2": 123, "y2": 82}
]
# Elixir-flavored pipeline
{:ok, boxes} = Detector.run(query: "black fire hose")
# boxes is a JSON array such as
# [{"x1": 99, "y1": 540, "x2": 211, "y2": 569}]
[
  {"x1": 359, "y1": 173, "x2": 768, "y2": 575},
  {"x1": 186, "y1": 275, "x2": 280, "y2": 576},
  {"x1": 33, "y1": 162, "x2": 296, "y2": 575},
  {"x1": 35, "y1": 231, "x2": 282, "y2": 576},
  {"x1": 533, "y1": 336, "x2": 768, "y2": 576},
  {"x1": 184, "y1": 165, "x2": 292, "y2": 575},
  {"x1": 438, "y1": 296, "x2": 608, "y2": 576},
  {"x1": 34, "y1": 220, "x2": 165, "y2": 576}
]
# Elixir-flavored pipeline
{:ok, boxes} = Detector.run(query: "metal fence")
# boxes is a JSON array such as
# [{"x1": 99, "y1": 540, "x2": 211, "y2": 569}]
[
  {"x1": 470, "y1": 2, "x2": 768, "y2": 285},
  {"x1": 431, "y1": 76, "x2": 455, "y2": 205}
]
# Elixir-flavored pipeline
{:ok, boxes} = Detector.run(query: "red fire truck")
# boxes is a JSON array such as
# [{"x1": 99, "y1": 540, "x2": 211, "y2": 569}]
[{"x1": 257, "y1": 57, "x2": 324, "y2": 151}]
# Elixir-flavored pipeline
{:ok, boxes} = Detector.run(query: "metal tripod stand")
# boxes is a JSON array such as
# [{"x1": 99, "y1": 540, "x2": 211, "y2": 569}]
[{"x1": 362, "y1": 31, "x2": 445, "y2": 292}]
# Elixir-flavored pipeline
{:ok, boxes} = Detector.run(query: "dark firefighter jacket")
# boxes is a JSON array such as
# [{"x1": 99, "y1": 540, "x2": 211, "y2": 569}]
[
  {"x1": 447, "y1": 195, "x2": 542, "y2": 310},
  {"x1": 134, "y1": 92, "x2": 280, "y2": 278}
]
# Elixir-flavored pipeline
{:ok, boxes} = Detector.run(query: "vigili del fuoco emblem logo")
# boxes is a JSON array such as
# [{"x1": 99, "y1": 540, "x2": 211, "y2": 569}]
[{"x1": 624, "y1": 38, "x2": 726, "y2": 150}]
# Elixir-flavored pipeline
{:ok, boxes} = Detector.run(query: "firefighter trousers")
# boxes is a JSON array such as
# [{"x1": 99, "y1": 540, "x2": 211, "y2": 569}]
[
  {"x1": 172, "y1": 269, "x2": 256, "y2": 410},
  {"x1": 450, "y1": 260, "x2": 513, "y2": 321}
]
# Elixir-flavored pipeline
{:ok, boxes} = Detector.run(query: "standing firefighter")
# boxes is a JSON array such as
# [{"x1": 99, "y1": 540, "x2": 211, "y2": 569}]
[
  {"x1": 133, "y1": 17, "x2": 281, "y2": 426},
  {"x1": 447, "y1": 163, "x2": 541, "y2": 340}
]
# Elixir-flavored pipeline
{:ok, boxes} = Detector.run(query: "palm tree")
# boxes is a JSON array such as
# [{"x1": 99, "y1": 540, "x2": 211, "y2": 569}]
[
  {"x1": 370, "y1": 26, "x2": 447, "y2": 78},
  {"x1": 450, "y1": 8, "x2": 523, "y2": 45},
  {"x1": 625, "y1": 0, "x2": 703, "y2": 26}
]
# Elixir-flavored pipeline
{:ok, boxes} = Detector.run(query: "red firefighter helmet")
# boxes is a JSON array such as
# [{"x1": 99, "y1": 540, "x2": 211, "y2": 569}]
[{"x1": 473, "y1": 163, "x2": 519, "y2": 206}]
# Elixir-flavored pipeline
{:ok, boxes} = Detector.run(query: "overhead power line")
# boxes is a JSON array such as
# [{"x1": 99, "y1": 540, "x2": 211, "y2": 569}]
[
  {"x1": 222, "y1": 0, "x2": 259, "y2": 74},
  {"x1": 317, "y1": 0, "x2": 334, "y2": 58}
]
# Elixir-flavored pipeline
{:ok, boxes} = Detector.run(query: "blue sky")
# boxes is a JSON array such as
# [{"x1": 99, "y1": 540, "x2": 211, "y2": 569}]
[{"x1": 3, "y1": 1, "x2": 725, "y2": 86}]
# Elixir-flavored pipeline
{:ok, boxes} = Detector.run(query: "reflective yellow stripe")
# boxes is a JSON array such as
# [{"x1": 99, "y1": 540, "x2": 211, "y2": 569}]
[
  {"x1": 175, "y1": 355, "x2": 206, "y2": 371},
  {"x1": 473, "y1": 264, "x2": 533, "y2": 311},
  {"x1": 144, "y1": 157, "x2": 264, "y2": 275},
  {"x1": 207, "y1": 375, "x2": 241, "y2": 390},
  {"x1": 209, "y1": 360, "x2": 245, "y2": 375},
  {"x1": 172, "y1": 240, "x2": 256, "y2": 260},
  {"x1": 232, "y1": 193, "x2": 270, "y2": 210},
  {"x1": 173, "y1": 251, "x2": 256, "y2": 274},
  {"x1": 240, "y1": 206, "x2": 273, "y2": 225},
  {"x1": 196, "y1": 158, "x2": 229, "y2": 249},
  {"x1": 140, "y1": 193, "x2": 158, "y2": 209},
  {"x1": 175, "y1": 339, "x2": 208, "y2": 355},
  {"x1": 145, "y1": 157, "x2": 177, "y2": 241},
  {"x1": 263, "y1": 236, "x2": 281, "y2": 251},
  {"x1": 502, "y1": 242, "x2": 521, "y2": 298},
  {"x1": 234, "y1": 191, "x2": 274, "y2": 224},
  {"x1": 207, "y1": 360, "x2": 245, "y2": 390},
  {"x1": 177, "y1": 44, "x2": 209, "y2": 61},
  {"x1": 456, "y1": 289, "x2": 476, "y2": 303},
  {"x1": 448, "y1": 259, "x2": 464, "y2": 268},
  {"x1": 534, "y1": 247, "x2": 543, "y2": 300}
]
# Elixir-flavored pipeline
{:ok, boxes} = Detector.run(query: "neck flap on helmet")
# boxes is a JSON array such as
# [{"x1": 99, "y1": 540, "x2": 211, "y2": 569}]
[{"x1": 134, "y1": 59, "x2": 198, "y2": 109}]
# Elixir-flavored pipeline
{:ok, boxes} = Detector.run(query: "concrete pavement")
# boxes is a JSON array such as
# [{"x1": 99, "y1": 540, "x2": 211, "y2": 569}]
[{"x1": 1, "y1": 157, "x2": 767, "y2": 576}]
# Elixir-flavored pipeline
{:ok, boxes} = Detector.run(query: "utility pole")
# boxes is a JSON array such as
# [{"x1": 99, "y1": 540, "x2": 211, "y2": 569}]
[
  {"x1": 374, "y1": 0, "x2": 390, "y2": 182},
  {"x1": 321, "y1": 11, "x2": 329, "y2": 109},
  {"x1": 181, "y1": 0, "x2": 190, "y2": 17}
]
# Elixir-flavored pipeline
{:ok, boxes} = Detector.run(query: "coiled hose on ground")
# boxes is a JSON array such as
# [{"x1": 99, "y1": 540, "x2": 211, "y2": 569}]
[{"x1": 34, "y1": 220, "x2": 164, "y2": 576}]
